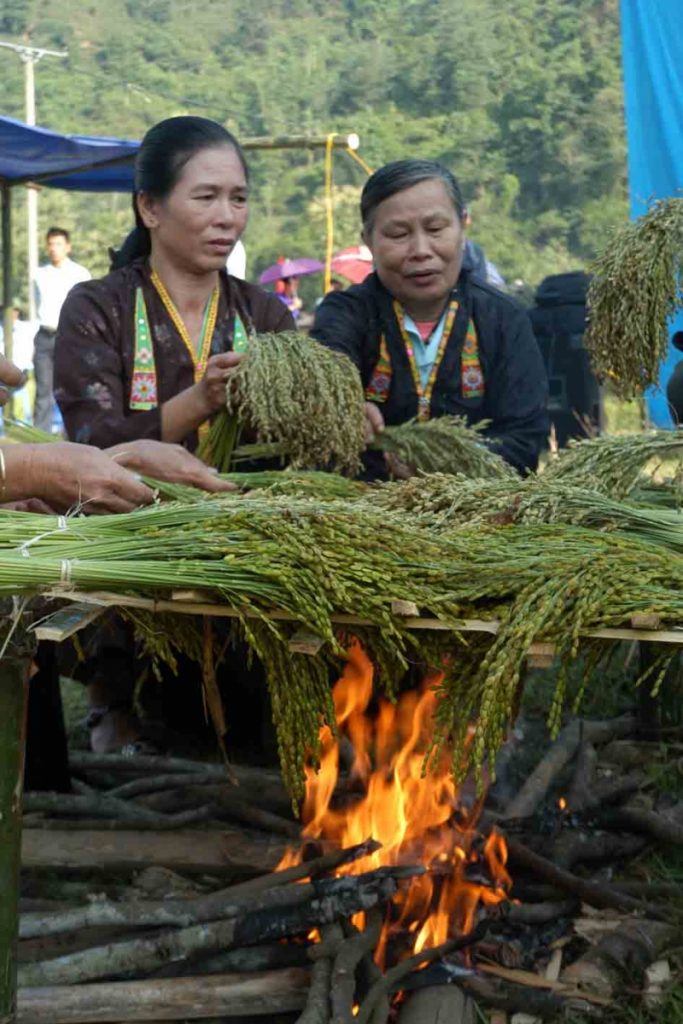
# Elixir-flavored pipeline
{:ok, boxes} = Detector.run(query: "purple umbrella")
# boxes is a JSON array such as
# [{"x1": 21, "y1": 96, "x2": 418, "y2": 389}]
[{"x1": 258, "y1": 257, "x2": 324, "y2": 284}]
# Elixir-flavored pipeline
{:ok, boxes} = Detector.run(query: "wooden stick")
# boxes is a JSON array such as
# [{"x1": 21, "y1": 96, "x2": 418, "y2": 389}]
[
  {"x1": 503, "y1": 716, "x2": 635, "y2": 820},
  {"x1": 331, "y1": 909, "x2": 382, "y2": 1024},
  {"x1": 0, "y1": 650, "x2": 30, "y2": 1024},
  {"x1": 295, "y1": 923, "x2": 343, "y2": 1024},
  {"x1": 207, "y1": 837, "x2": 382, "y2": 901},
  {"x1": 505, "y1": 836, "x2": 672, "y2": 920},
  {"x1": 505, "y1": 899, "x2": 578, "y2": 925},
  {"x1": 596, "y1": 804, "x2": 683, "y2": 846},
  {"x1": 133, "y1": 786, "x2": 299, "y2": 838},
  {"x1": 17, "y1": 969, "x2": 311, "y2": 1023},
  {"x1": 18, "y1": 869, "x2": 413, "y2": 986}
]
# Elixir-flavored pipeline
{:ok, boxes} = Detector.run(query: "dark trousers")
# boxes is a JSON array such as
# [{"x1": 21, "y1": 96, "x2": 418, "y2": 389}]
[{"x1": 33, "y1": 327, "x2": 56, "y2": 433}]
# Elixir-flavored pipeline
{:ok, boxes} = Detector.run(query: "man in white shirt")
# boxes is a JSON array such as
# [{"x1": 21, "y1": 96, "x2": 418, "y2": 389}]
[{"x1": 33, "y1": 227, "x2": 91, "y2": 432}]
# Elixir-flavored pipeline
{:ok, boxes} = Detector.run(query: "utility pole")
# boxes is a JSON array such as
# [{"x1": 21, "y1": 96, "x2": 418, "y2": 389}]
[{"x1": 0, "y1": 41, "x2": 67, "y2": 320}]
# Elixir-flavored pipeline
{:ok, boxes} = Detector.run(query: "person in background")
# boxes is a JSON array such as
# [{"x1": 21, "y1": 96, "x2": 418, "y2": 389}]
[
  {"x1": 462, "y1": 210, "x2": 506, "y2": 288},
  {"x1": 312, "y1": 159, "x2": 548, "y2": 479},
  {"x1": 276, "y1": 275, "x2": 303, "y2": 322},
  {"x1": 33, "y1": 228, "x2": 91, "y2": 433},
  {"x1": 0, "y1": 305, "x2": 38, "y2": 421},
  {"x1": 226, "y1": 237, "x2": 247, "y2": 279}
]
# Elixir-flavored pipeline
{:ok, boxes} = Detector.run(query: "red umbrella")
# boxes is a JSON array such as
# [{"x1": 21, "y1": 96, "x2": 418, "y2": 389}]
[{"x1": 330, "y1": 245, "x2": 374, "y2": 284}]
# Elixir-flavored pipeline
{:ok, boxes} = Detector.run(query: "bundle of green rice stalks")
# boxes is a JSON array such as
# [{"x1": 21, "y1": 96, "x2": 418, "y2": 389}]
[
  {"x1": 586, "y1": 197, "x2": 683, "y2": 398},
  {"x1": 226, "y1": 469, "x2": 367, "y2": 500},
  {"x1": 5, "y1": 494, "x2": 683, "y2": 795},
  {"x1": 367, "y1": 473, "x2": 526, "y2": 526},
  {"x1": 372, "y1": 416, "x2": 515, "y2": 479},
  {"x1": 542, "y1": 430, "x2": 683, "y2": 498},
  {"x1": 200, "y1": 331, "x2": 366, "y2": 475}
]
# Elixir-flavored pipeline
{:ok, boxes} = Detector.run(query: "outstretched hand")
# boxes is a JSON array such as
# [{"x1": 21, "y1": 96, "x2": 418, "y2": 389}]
[
  {"x1": 107, "y1": 439, "x2": 236, "y2": 493},
  {"x1": 23, "y1": 442, "x2": 156, "y2": 514}
]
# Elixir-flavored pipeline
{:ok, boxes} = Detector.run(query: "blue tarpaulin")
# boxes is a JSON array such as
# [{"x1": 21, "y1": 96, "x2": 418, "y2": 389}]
[
  {"x1": 0, "y1": 115, "x2": 137, "y2": 192},
  {"x1": 621, "y1": 0, "x2": 683, "y2": 426}
]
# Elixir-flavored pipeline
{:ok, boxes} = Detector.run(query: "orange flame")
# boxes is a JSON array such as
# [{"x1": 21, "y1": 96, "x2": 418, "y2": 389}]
[{"x1": 279, "y1": 641, "x2": 510, "y2": 964}]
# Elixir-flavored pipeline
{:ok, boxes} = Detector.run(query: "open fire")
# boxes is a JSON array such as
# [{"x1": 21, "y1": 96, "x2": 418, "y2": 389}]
[{"x1": 279, "y1": 641, "x2": 511, "y2": 965}]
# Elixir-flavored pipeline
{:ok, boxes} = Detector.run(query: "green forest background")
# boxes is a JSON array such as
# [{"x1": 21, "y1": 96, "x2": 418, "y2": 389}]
[{"x1": 0, "y1": 0, "x2": 627, "y2": 309}]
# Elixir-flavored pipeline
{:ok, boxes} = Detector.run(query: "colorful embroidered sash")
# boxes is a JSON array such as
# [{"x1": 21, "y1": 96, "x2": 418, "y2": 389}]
[
  {"x1": 130, "y1": 282, "x2": 248, "y2": 413},
  {"x1": 364, "y1": 298, "x2": 484, "y2": 416}
]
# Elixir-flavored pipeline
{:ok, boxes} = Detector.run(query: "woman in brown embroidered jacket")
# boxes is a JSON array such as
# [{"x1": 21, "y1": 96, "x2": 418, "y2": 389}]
[
  {"x1": 52, "y1": 117, "x2": 295, "y2": 755},
  {"x1": 55, "y1": 116, "x2": 294, "y2": 452}
]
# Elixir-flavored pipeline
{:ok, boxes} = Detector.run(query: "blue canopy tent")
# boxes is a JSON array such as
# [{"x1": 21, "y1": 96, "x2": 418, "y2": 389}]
[
  {"x1": 620, "y1": 0, "x2": 683, "y2": 426},
  {"x1": 0, "y1": 114, "x2": 138, "y2": 191},
  {"x1": 0, "y1": 115, "x2": 138, "y2": 364}
]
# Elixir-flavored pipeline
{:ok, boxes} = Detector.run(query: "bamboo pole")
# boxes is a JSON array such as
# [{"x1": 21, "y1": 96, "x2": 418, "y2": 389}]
[
  {"x1": 240, "y1": 133, "x2": 359, "y2": 151},
  {"x1": 0, "y1": 650, "x2": 29, "y2": 1024}
]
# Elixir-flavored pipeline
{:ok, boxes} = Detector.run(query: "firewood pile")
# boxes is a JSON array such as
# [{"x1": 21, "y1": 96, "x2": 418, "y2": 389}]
[{"x1": 17, "y1": 702, "x2": 683, "y2": 1024}]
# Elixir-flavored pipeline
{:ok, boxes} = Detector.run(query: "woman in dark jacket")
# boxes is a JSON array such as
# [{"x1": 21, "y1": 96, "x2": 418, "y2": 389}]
[{"x1": 312, "y1": 159, "x2": 549, "y2": 478}]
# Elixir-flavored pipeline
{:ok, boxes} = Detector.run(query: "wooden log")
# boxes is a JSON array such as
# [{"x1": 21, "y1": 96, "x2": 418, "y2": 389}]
[
  {"x1": 566, "y1": 738, "x2": 598, "y2": 813},
  {"x1": 110, "y1": 773, "x2": 291, "y2": 818},
  {"x1": 19, "y1": 865, "x2": 418, "y2": 940},
  {"x1": 18, "y1": 869, "x2": 411, "y2": 986},
  {"x1": 211, "y1": 837, "x2": 382, "y2": 901},
  {"x1": 151, "y1": 940, "x2": 311, "y2": 978},
  {"x1": 134, "y1": 787, "x2": 299, "y2": 838},
  {"x1": 503, "y1": 716, "x2": 635, "y2": 820},
  {"x1": 21, "y1": 828, "x2": 286, "y2": 876},
  {"x1": 597, "y1": 804, "x2": 683, "y2": 845},
  {"x1": 22, "y1": 793, "x2": 171, "y2": 825},
  {"x1": 21, "y1": 809, "x2": 214, "y2": 831},
  {"x1": 295, "y1": 923, "x2": 343, "y2": 1024},
  {"x1": 610, "y1": 881, "x2": 683, "y2": 899},
  {"x1": 572, "y1": 773, "x2": 643, "y2": 814},
  {"x1": 505, "y1": 836, "x2": 672, "y2": 920},
  {"x1": 17, "y1": 969, "x2": 310, "y2": 1023},
  {"x1": 551, "y1": 831, "x2": 646, "y2": 871},
  {"x1": 330, "y1": 909, "x2": 382, "y2": 1024},
  {"x1": 0, "y1": 651, "x2": 29, "y2": 1024},
  {"x1": 67, "y1": 752, "x2": 263, "y2": 784},
  {"x1": 561, "y1": 919, "x2": 678, "y2": 999},
  {"x1": 398, "y1": 986, "x2": 475, "y2": 1024},
  {"x1": 414, "y1": 973, "x2": 593, "y2": 1020},
  {"x1": 504, "y1": 899, "x2": 578, "y2": 925}
]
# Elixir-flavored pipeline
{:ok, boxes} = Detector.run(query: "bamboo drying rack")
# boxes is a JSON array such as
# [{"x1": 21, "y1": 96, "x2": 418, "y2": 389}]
[{"x1": 34, "y1": 588, "x2": 683, "y2": 664}]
